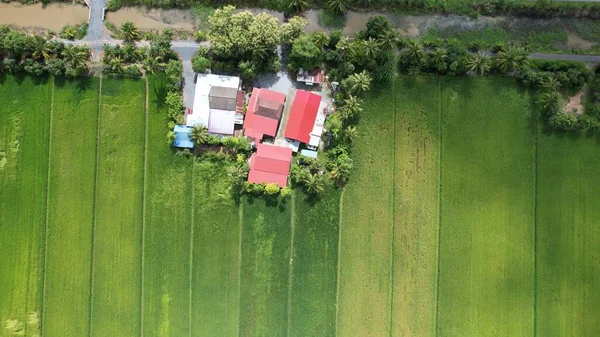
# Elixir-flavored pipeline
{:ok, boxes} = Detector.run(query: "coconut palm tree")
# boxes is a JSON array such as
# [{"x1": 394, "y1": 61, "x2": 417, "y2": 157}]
[
  {"x1": 538, "y1": 90, "x2": 560, "y2": 111},
  {"x1": 343, "y1": 95, "x2": 363, "y2": 117},
  {"x1": 344, "y1": 125, "x2": 358, "y2": 144},
  {"x1": 495, "y1": 46, "x2": 530, "y2": 73},
  {"x1": 120, "y1": 21, "x2": 140, "y2": 43},
  {"x1": 327, "y1": 0, "x2": 348, "y2": 14},
  {"x1": 378, "y1": 29, "x2": 400, "y2": 52},
  {"x1": 428, "y1": 48, "x2": 448, "y2": 73},
  {"x1": 311, "y1": 32, "x2": 329, "y2": 49},
  {"x1": 303, "y1": 173, "x2": 325, "y2": 195},
  {"x1": 336, "y1": 36, "x2": 354, "y2": 61},
  {"x1": 287, "y1": 0, "x2": 308, "y2": 13},
  {"x1": 29, "y1": 35, "x2": 47, "y2": 60},
  {"x1": 109, "y1": 56, "x2": 124, "y2": 73},
  {"x1": 63, "y1": 45, "x2": 89, "y2": 70},
  {"x1": 539, "y1": 74, "x2": 560, "y2": 92},
  {"x1": 362, "y1": 37, "x2": 380, "y2": 59},
  {"x1": 121, "y1": 43, "x2": 139, "y2": 63},
  {"x1": 466, "y1": 51, "x2": 491, "y2": 76},
  {"x1": 143, "y1": 55, "x2": 166, "y2": 74},
  {"x1": 344, "y1": 70, "x2": 372, "y2": 96},
  {"x1": 191, "y1": 125, "x2": 209, "y2": 146},
  {"x1": 43, "y1": 40, "x2": 63, "y2": 60},
  {"x1": 402, "y1": 39, "x2": 425, "y2": 66},
  {"x1": 228, "y1": 164, "x2": 248, "y2": 182}
]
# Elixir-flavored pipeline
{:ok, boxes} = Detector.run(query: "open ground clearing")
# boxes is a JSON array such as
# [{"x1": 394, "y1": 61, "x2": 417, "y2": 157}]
[{"x1": 1, "y1": 74, "x2": 600, "y2": 337}]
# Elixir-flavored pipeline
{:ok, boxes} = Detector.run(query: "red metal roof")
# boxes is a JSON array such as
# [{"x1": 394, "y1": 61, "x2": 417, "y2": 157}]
[
  {"x1": 244, "y1": 88, "x2": 286, "y2": 141},
  {"x1": 247, "y1": 144, "x2": 292, "y2": 187},
  {"x1": 284, "y1": 90, "x2": 322, "y2": 144}
]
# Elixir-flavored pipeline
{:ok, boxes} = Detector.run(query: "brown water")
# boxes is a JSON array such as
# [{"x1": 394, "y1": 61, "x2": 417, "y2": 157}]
[
  {"x1": 0, "y1": 3, "x2": 88, "y2": 31},
  {"x1": 107, "y1": 8, "x2": 195, "y2": 31}
]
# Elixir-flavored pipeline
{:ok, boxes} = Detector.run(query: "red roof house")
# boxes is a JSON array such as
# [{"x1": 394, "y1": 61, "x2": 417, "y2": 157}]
[
  {"x1": 244, "y1": 88, "x2": 286, "y2": 141},
  {"x1": 284, "y1": 90, "x2": 322, "y2": 144},
  {"x1": 248, "y1": 144, "x2": 293, "y2": 187}
]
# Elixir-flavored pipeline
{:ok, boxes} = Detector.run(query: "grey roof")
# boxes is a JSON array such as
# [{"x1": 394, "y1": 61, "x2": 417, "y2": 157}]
[
  {"x1": 209, "y1": 86, "x2": 238, "y2": 111},
  {"x1": 256, "y1": 97, "x2": 283, "y2": 119}
]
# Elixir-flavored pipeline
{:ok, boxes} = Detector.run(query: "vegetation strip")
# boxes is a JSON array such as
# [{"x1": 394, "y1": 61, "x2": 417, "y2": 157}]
[
  {"x1": 335, "y1": 189, "x2": 344, "y2": 337},
  {"x1": 139, "y1": 77, "x2": 149, "y2": 337},
  {"x1": 87, "y1": 75, "x2": 102, "y2": 337},
  {"x1": 41, "y1": 78, "x2": 56, "y2": 336},
  {"x1": 286, "y1": 192, "x2": 296, "y2": 337}
]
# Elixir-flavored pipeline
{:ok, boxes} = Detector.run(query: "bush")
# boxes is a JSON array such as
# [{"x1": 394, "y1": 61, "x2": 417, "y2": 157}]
[
  {"x1": 192, "y1": 55, "x2": 211, "y2": 73},
  {"x1": 194, "y1": 30, "x2": 207, "y2": 42}
]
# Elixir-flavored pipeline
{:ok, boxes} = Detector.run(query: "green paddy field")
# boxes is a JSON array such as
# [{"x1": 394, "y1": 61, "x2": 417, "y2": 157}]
[{"x1": 0, "y1": 74, "x2": 598, "y2": 337}]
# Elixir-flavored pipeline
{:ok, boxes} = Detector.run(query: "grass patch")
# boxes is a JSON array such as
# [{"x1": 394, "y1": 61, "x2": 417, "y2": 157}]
[
  {"x1": 191, "y1": 158, "x2": 240, "y2": 336},
  {"x1": 318, "y1": 10, "x2": 346, "y2": 30},
  {"x1": 536, "y1": 130, "x2": 600, "y2": 336},
  {"x1": 192, "y1": 4, "x2": 215, "y2": 27},
  {"x1": 142, "y1": 75, "x2": 192, "y2": 336},
  {"x1": 338, "y1": 83, "x2": 395, "y2": 337},
  {"x1": 43, "y1": 77, "x2": 100, "y2": 337},
  {"x1": 437, "y1": 78, "x2": 536, "y2": 336},
  {"x1": 239, "y1": 196, "x2": 291, "y2": 337},
  {"x1": 290, "y1": 189, "x2": 340, "y2": 337},
  {"x1": 0, "y1": 76, "x2": 51, "y2": 337},
  {"x1": 392, "y1": 77, "x2": 441, "y2": 337},
  {"x1": 90, "y1": 79, "x2": 145, "y2": 336}
]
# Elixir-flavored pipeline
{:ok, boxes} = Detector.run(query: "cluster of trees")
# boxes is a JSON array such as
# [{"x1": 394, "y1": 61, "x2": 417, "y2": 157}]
[
  {"x1": 194, "y1": 6, "x2": 281, "y2": 81},
  {"x1": 102, "y1": 29, "x2": 179, "y2": 77},
  {"x1": 0, "y1": 26, "x2": 90, "y2": 77},
  {"x1": 398, "y1": 39, "x2": 533, "y2": 76},
  {"x1": 523, "y1": 61, "x2": 600, "y2": 132},
  {"x1": 59, "y1": 24, "x2": 88, "y2": 41}
]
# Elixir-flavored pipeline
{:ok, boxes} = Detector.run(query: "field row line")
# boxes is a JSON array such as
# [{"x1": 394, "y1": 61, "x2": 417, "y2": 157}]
[
  {"x1": 188, "y1": 158, "x2": 195, "y2": 337},
  {"x1": 286, "y1": 192, "x2": 297, "y2": 337},
  {"x1": 434, "y1": 80, "x2": 443, "y2": 337},
  {"x1": 140, "y1": 77, "x2": 150, "y2": 337},
  {"x1": 387, "y1": 80, "x2": 398, "y2": 337},
  {"x1": 87, "y1": 75, "x2": 103, "y2": 337},
  {"x1": 40, "y1": 78, "x2": 55, "y2": 337}
]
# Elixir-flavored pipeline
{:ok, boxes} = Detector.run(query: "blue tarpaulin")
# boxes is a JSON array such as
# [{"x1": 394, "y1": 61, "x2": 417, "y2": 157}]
[
  {"x1": 300, "y1": 149, "x2": 318, "y2": 159},
  {"x1": 173, "y1": 125, "x2": 194, "y2": 148}
]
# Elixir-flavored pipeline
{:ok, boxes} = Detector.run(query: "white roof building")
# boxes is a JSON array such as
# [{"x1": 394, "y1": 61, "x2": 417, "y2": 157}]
[
  {"x1": 187, "y1": 74, "x2": 242, "y2": 136},
  {"x1": 307, "y1": 100, "x2": 329, "y2": 149}
]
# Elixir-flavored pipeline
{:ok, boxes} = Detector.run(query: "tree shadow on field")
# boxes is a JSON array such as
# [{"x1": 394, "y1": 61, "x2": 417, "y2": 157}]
[
  {"x1": 0, "y1": 72, "x2": 6, "y2": 85},
  {"x1": 244, "y1": 193, "x2": 289, "y2": 212},
  {"x1": 53, "y1": 76, "x2": 94, "y2": 93}
]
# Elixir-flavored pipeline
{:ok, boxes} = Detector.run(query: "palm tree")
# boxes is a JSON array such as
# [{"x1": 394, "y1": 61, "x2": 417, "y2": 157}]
[
  {"x1": 344, "y1": 125, "x2": 358, "y2": 144},
  {"x1": 495, "y1": 46, "x2": 530, "y2": 73},
  {"x1": 539, "y1": 74, "x2": 560, "y2": 92},
  {"x1": 63, "y1": 45, "x2": 89, "y2": 70},
  {"x1": 120, "y1": 21, "x2": 140, "y2": 43},
  {"x1": 362, "y1": 37, "x2": 380, "y2": 59},
  {"x1": 43, "y1": 40, "x2": 63, "y2": 60},
  {"x1": 327, "y1": 0, "x2": 348, "y2": 14},
  {"x1": 303, "y1": 173, "x2": 325, "y2": 195},
  {"x1": 287, "y1": 0, "x2": 308, "y2": 13},
  {"x1": 343, "y1": 95, "x2": 363, "y2": 117},
  {"x1": 109, "y1": 56, "x2": 124, "y2": 73},
  {"x1": 122, "y1": 43, "x2": 139, "y2": 63},
  {"x1": 191, "y1": 125, "x2": 209, "y2": 146},
  {"x1": 228, "y1": 164, "x2": 248, "y2": 182},
  {"x1": 143, "y1": 55, "x2": 166, "y2": 74},
  {"x1": 335, "y1": 36, "x2": 354, "y2": 61},
  {"x1": 378, "y1": 29, "x2": 400, "y2": 52},
  {"x1": 538, "y1": 90, "x2": 560, "y2": 111},
  {"x1": 29, "y1": 35, "x2": 47, "y2": 60},
  {"x1": 311, "y1": 32, "x2": 329, "y2": 49},
  {"x1": 428, "y1": 48, "x2": 447, "y2": 73},
  {"x1": 466, "y1": 51, "x2": 491, "y2": 76},
  {"x1": 402, "y1": 39, "x2": 425, "y2": 66},
  {"x1": 344, "y1": 70, "x2": 372, "y2": 96}
]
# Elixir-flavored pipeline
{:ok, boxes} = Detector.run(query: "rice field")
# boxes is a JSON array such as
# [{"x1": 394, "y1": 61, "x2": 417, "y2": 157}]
[{"x1": 1, "y1": 74, "x2": 599, "y2": 337}]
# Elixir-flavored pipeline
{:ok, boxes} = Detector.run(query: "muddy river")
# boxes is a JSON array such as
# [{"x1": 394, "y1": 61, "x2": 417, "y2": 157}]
[{"x1": 0, "y1": 3, "x2": 88, "y2": 31}]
